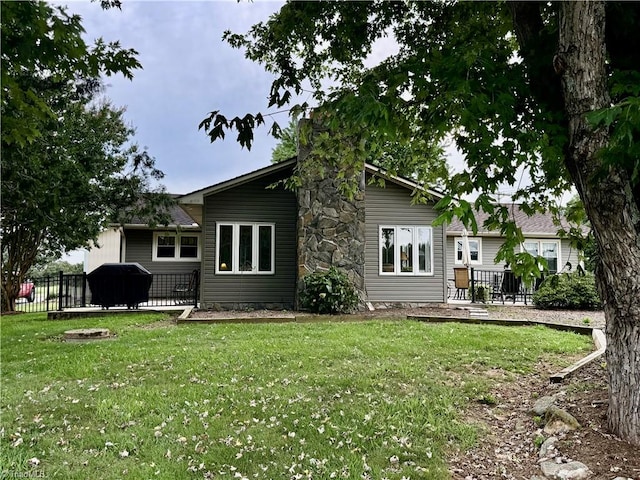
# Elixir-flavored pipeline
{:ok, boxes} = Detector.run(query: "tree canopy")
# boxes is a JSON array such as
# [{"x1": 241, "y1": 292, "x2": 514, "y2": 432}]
[
  {"x1": 202, "y1": 1, "x2": 640, "y2": 444},
  {"x1": 1, "y1": 1, "x2": 172, "y2": 311},
  {"x1": 202, "y1": 2, "x2": 638, "y2": 258},
  {"x1": 271, "y1": 118, "x2": 449, "y2": 193}
]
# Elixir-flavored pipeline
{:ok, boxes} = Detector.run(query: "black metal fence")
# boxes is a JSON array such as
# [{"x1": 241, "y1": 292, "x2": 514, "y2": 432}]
[
  {"x1": 468, "y1": 267, "x2": 540, "y2": 305},
  {"x1": 13, "y1": 270, "x2": 199, "y2": 313}
]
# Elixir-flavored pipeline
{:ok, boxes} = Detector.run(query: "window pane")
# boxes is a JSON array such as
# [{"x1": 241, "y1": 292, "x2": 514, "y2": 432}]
[
  {"x1": 469, "y1": 240, "x2": 479, "y2": 262},
  {"x1": 399, "y1": 227, "x2": 413, "y2": 273},
  {"x1": 456, "y1": 240, "x2": 463, "y2": 261},
  {"x1": 542, "y1": 242, "x2": 558, "y2": 273},
  {"x1": 524, "y1": 241, "x2": 539, "y2": 256},
  {"x1": 381, "y1": 228, "x2": 395, "y2": 272},
  {"x1": 157, "y1": 236, "x2": 176, "y2": 258},
  {"x1": 218, "y1": 225, "x2": 233, "y2": 271},
  {"x1": 258, "y1": 226, "x2": 272, "y2": 272},
  {"x1": 418, "y1": 228, "x2": 431, "y2": 273},
  {"x1": 180, "y1": 236, "x2": 198, "y2": 258},
  {"x1": 239, "y1": 225, "x2": 253, "y2": 271}
]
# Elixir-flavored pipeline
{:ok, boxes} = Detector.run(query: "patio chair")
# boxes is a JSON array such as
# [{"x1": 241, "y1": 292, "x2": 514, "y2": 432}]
[
  {"x1": 500, "y1": 270, "x2": 522, "y2": 304},
  {"x1": 490, "y1": 272, "x2": 504, "y2": 303},
  {"x1": 173, "y1": 269, "x2": 199, "y2": 304},
  {"x1": 453, "y1": 267, "x2": 469, "y2": 300}
]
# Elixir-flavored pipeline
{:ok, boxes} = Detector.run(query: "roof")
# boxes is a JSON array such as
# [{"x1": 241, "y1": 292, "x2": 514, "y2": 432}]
[
  {"x1": 179, "y1": 159, "x2": 297, "y2": 205},
  {"x1": 125, "y1": 195, "x2": 200, "y2": 229},
  {"x1": 447, "y1": 204, "x2": 563, "y2": 237},
  {"x1": 179, "y1": 158, "x2": 444, "y2": 205}
]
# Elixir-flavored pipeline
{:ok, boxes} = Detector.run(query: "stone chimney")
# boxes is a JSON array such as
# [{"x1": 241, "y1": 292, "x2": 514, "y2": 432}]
[{"x1": 295, "y1": 118, "x2": 367, "y2": 309}]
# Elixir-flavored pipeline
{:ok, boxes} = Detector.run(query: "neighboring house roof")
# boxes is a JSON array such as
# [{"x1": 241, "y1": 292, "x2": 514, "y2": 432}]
[
  {"x1": 447, "y1": 204, "x2": 563, "y2": 237},
  {"x1": 179, "y1": 158, "x2": 445, "y2": 205},
  {"x1": 123, "y1": 195, "x2": 200, "y2": 229}
]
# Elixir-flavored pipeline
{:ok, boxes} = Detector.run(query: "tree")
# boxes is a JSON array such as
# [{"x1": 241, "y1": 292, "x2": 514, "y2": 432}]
[
  {"x1": 271, "y1": 118, "x2": 299, "y2": 163},
  {"x1": 271, "y1": 118, "x2": 449, "y2": 191},
  {"x1": 28, "y1": 260, "x2": 83, "y2": 278},
  {"x1": 201, "y1": 2, "x2": 640, "y2": 444},
  {"x1": 1, "y1": 1, "x2": 172, "y2": 312}
]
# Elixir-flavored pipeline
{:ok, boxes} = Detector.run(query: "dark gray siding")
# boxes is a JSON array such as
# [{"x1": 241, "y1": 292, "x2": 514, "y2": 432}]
[
  {"x1": 123, "y1": 229, "x2": 201, "y2": 274},
  {"x1": 202, "y1": 172, "x2": 297, "y2": 308},
  {"x1": 364, "y1": 182, "x2": 446, "y2": 303}
]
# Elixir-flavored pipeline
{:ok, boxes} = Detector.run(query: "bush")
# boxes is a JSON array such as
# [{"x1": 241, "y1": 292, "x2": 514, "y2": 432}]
[
  {"x1": 533, "y1": 273, "x2": 602, "y2": 310},
  {"x1": 299, "y1": 267, "x2": 359, "y2": 314},
  {"x1": 471, "y1": 283, "x2": 490, "y2": 303}
]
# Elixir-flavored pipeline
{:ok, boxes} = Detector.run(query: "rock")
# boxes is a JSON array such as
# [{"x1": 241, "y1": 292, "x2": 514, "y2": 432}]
[
  {"x1": 543, "y1": 406, "x2": 580, "y2": 435},
  {"x1": 539, "y1": 460, "x2": 591, "y2": 479},
  {"x1": 539, "y1": 436, "x2": 558, "y2": 458},
  {"x1": 532, "y1": 395, "x2": 557, "y2": 416}
]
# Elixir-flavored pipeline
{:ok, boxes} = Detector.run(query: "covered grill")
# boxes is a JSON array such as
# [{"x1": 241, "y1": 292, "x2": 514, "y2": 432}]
[{"x1": 87, "y1": 263, "x2": 152, "y2": 309}]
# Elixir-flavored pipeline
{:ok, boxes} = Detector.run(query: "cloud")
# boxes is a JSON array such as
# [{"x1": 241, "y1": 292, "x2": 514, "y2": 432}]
[{"x1": 56, "y1": 1, "x2": 286, "y2": 194}]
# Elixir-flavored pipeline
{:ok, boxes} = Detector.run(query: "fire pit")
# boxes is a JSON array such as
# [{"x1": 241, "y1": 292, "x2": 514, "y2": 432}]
[{"x1": 63, "y1": 328, "x2": 112, "y2": 341}]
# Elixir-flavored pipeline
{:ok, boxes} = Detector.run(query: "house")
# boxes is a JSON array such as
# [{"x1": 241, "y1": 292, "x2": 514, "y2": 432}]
[
  {"x1": 86, "y1": 158, "x2": 578, "y2": 309},
  {"x1": 178, "y1": 157, "x2": 449, "y2": 310},
  {"x1": 85, "y1": 201, "x2": 202, "y2": 276},
  {"x1": 446, "y1": 205, "x2": 582, "y2": 281}
]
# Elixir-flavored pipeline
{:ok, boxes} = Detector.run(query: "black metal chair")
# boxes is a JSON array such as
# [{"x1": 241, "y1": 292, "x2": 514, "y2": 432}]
[
  {"x1": 173, "y1": 269, "x2": 199, "y2": 304},
  {"x1": 500, "y1": 270, "x2": 522, "y2": 304}
]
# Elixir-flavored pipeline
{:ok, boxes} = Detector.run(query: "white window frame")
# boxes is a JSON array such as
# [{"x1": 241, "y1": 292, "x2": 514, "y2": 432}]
[
  {"x1": 215, "y1": 222, "x2": 275, "y2": 275},
  {"x1": 378, "y1": 225, "x2": 433, "y2": 276},
  {"x1": 454, "y1": 237, "x2": 482, "y2": 265},
  {"x1": 152, "y1": 232, "x2": 201, "y2": 262},
  {"x1": 521, "y1": 239, "x2": 561, "y2": 273}
]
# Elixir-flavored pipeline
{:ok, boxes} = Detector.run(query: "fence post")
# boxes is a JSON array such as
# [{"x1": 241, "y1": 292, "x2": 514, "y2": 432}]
[
  {"x1": 44, "y1": 275, "x2": 51, "y2": 312},
  {"x1": 470, "y1": 267, "x2": 476, "y2": 303},
  {"x1": 81, "y1": 272, "x2": 87, "y2": 307},
  {"x1": 57, "y1": 271, "x2": 63, "y2": 311},
  {"x1": 193, "y1": 270, "x2": 200, "y2": 307}
]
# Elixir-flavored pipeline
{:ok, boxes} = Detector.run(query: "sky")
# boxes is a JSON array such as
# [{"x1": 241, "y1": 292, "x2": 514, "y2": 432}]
[
  {"x1": 58, "y1": 1, "x2": 467, "y2": 195},
  {"x1": 58, "y1": 0, "x2": 292, "y2": 195}
]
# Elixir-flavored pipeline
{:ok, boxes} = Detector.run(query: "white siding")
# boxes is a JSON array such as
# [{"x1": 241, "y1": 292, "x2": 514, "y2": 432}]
[
  {"x1": 446, "y1": 235, "x2": 582, "y2": 280},
  {"x1": 85, "y1": 228, "x2": 122, "y2": 273}
]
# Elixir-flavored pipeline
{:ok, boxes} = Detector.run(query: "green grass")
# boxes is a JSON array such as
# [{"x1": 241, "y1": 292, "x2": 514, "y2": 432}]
[{"x1": 0, "y1": 313, "x2": 592, "y2": 479}]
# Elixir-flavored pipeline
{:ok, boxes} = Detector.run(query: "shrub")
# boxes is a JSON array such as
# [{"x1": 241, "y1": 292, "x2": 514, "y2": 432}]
[
  {"x1": 471, "y1": 283, "x2": 490, "y2": 303},
  {"x1": 533, "y1": 273, "x2": 602, "y2": 310},
  {"x1": 299, "y1": 267, "x2": 359, "y2": 314}
]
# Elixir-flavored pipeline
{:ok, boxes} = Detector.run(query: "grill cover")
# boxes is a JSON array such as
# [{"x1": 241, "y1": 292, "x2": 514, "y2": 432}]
[{"x1": 87, "y1": 263, "x2": 152, "y2": 308}]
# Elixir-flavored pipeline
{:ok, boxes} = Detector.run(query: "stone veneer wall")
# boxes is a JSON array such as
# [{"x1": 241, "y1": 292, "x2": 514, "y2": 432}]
[{"x1": 295, "y1": 124, "x2": 367, "y2": 310}]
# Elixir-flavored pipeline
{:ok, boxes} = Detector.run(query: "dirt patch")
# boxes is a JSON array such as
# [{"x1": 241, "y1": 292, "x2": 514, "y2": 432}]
[
  {"x1": 448, "y1": 361, "x2": 640, "y2": 479},
  {"x1": 135, "y1": 318, "x2": 176, "y2": 329},
  {"x1": 190, "y1": 304, "x2": 605, "y2": 328}
]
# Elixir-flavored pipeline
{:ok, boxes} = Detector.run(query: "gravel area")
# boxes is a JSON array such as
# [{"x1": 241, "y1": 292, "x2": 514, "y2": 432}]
[{"x1": 188, "y1": 303, "x2": 606, "y2": 329}]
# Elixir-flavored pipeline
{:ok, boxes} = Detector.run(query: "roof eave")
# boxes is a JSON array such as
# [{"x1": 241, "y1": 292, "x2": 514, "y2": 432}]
[
  {"x1": 179, "y1": 158, "x2": 297, "y2": 205},
  {"x1": 364, "y1": 163, "x2": 445, "y2": 199}
]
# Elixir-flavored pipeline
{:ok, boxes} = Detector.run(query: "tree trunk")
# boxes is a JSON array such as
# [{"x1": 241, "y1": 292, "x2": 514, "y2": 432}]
[{"x1": 558, "y1": 1, "x2": 640, "y2": 445}]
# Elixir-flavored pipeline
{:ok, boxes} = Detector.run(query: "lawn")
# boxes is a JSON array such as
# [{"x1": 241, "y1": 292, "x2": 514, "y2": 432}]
[{"x1": 0, "y1": 313, "x2": 592, "y2": 479}]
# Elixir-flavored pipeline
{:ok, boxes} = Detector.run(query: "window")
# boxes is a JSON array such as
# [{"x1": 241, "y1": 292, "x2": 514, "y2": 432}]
[
  {"x1": 541, "y1": 241, "x2": 559, "y2": 273},
  {"x1": 522, "y1": 239, "x2": 560, "y2": 273},
  {"x1": 379, "y1": 226, "x2": 433, "y2": 275},
  {"x1": 153, "y1": 233, "x2": 200, "y2": 261},
  {"x1": 454, "y1": 237, "x2": 482, "y2": 265},
  {"x1": 216, "y1": 223, "x2": 275, "y2": 274}
]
